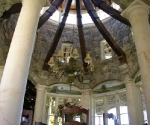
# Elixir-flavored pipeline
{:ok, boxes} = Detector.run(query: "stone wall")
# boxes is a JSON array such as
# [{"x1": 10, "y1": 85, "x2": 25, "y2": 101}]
[{"x1": 0, "y1": 14, "x2": 139, "y2": 89}]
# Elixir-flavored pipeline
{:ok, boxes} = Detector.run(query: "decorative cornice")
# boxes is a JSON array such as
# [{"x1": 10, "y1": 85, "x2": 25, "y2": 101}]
[
  {"x1": 121, "y1": 0, "x2": 150, "y2": 19},
  {"x1": 36, "y1": 84, "x2": 47, "y2": 91}
]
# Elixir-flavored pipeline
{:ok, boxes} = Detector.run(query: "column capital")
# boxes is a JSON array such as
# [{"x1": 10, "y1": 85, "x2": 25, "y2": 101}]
[
  {"x1": 121, "y1": 0, "x2": 150, "y2": 20},
  {"x1": 22, "y1": 0, "x2": 50, "y2": 7},
  {"x1": 81, "y1": 89, "x2": 92, "y2": 95},
  {"x1": 123, "y1": 74, "x2": 134, "y2": 86},
  {"x1": 36, "y1": 84, "x2": 47, "y2": 91}
]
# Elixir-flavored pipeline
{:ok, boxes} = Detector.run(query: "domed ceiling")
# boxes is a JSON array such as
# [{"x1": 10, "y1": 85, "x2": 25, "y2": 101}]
[{"x1": 0, "y1": 0, "x2": 142, "y2": 90}]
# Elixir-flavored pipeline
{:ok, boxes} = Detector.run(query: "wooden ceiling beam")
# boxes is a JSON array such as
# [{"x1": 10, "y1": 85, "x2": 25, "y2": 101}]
[
  {"x1": 38, "y1": 0, "x2": 64, "y2": 29},
  {"x1": 83, "y1": 0, "x2": 127, "y2": 65},
  {"x1": 76, "y1": 0, "x2": 88, "y2": 72},
  {"x1": 91, "y1": 0, "x2": 131, "y2": 27},
  {"x1": 43, "y1": 0, "x2": 73, "y2": 70}
]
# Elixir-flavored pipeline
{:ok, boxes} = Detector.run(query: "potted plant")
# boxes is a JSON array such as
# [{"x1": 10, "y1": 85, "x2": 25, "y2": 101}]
[{"x1": 55, "y1": 98, "x2": 82, "y2": 122}]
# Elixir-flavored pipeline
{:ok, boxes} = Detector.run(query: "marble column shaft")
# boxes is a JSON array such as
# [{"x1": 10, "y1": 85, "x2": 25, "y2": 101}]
[
  {"x1": 0, "y1": 0, "x2": 49, "y2": 125},
  {"x1": 33, "y1": 84, "x2": 47, "y2": 125},
  {"x1": 0, "y1": 66, "x2": 4, "y2": 83},
  {"x1": 81, "y1": 89, "x2": 92, "y2": 124},
  {"x1": 124, "y1": 75, "x2": 139, "y2": 125},
  {"x1": 122, "y1": 1, "x2": 150, "y2": 123}
]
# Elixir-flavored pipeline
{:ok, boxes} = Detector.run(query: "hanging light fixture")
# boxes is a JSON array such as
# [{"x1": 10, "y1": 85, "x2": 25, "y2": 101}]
[
  {"x1": 72, "y1": 48, "x2": 79, "y2": 59},
  {"x1": 47, "y1": 25, "x2": 94, "y2": 85},
  {"x1": 84, "y1": 53, "x2": 92, "y2": 64},
  {"x1": 48, "y1": 57, "x2": 55, "y2": 67},
  {"x1": 57, "y1": 50, "x2": 63, "y2": 62},
  {"x1": 89, "y1": 61, "x2": 94, "y2": 71},
  {"x1": 52, "y1": 65, "x2": 59, "y2": 73}
]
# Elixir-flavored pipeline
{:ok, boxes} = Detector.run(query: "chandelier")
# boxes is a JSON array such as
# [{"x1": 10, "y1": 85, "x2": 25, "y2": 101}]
[{"x1": 47, "y1": 43, "x2": 94, "y2": 87}]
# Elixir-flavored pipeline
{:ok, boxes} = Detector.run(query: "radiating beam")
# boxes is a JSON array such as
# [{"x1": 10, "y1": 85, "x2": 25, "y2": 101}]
[
  {"x1": 38, "y1": 0, "x2": 64, "y2": 29},
  {"x1": 91, "y1": 0, "x2": 131, "y2": 27},
  {"x1": 76, "y1": 0, "x2": 88, "y2": 72},
  {"x1": 83, "y1": 0, "x2": 127, "y2": 64},
  {"x1": 43, "y1": 0, "x2": 73, "y2": 70}
]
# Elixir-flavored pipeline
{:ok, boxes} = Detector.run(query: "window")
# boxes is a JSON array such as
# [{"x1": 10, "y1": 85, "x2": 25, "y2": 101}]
[
  {"x1": 66, "y1": 13, "x2": 76, "y2": 24},
  {"x1": 100, "y1": 40, "x2": 112, "y2": 60},
  {"x1": 143, "y1": 110, "x2": 148, "y2": 123},
  {"x1": 41, "y1": 2, "x2": 120, "y2": 24},
  {"x1": 94, "y1": 91, "x2": 128, "y2": 125},
  {"x1": 97, "y1": 10, "x2": 109, "y2": 20},
  {"x1": 108, "y1": 107, "x2": 117, "y2": 125},
  {"x1": 61, "y1": 42, "x2": 73, "y2": 63},
  {"x1": 45, "y1": 95, "x2": 81, "y2": 125},
  {"x1": 50, "y1": 10, "x2": 60, "y2": 22},
  {"x1": 142, "y1": 94, "x2": 148, "y2": 123},
  {"x1": 120, "y1": 106, "x2": 129, "y2": 125},
  {"x1": 82, "y1": 13, "x2": 93, "y2": 24},
  {"x1": 95, "y1": 97, "x2": 104, "y2": 125},
  {"x1": 46, "y1": 97, "x2": 56, "y2": 125}
]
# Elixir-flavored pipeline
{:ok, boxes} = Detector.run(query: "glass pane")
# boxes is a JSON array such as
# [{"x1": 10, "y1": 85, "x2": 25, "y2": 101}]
[
  {"x1": 58, "y1": 117, "x2": 62, "y2": 125},
  {"x1": 108, "y1": 118, "x2": 115, "y2": 125},
  {"x1": 95, "y1": 97, "x2": 104, "y2": 116},
  {"x1": 120, "y1": 106, "x2": 128, "y2": 114},
  {"x1": 120, "y1": 114, "x2": 129, "y2": 125},
  {"x1": 108, "y1": 107, "x2": 116, "y2": 125},
  {"x1": 108, "y1": 107, "x2": 117, "y2": 116},
  {"x1": 97, "y1": 10, "x2": 109, "y2": 20},
  {"x1": 66, "y1": 14, "x2": 76, "y2": 24},
  {"x1": 95, "y1": 116, "x2": 103, "y2": 125},
  {"x1": 50, "y1": 10, "x2": 60, "y2": 22},
  {"x1": 82, "y1": 13, "x2": 93, "y2": 24},
  {"x1": 48, "y1": 97, "x2": 56, "y2": 115},
  {"x1": 143, "y1": 110, "x2": 148, "y2": 123},
  {"x1": 49, "y1": 116, "x2": 54, "y2": 125}
]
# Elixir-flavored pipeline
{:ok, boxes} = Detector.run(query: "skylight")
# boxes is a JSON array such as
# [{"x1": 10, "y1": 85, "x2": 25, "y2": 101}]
[{"x1": 40, "y1": 2, "x2": 120, "y2": 24}]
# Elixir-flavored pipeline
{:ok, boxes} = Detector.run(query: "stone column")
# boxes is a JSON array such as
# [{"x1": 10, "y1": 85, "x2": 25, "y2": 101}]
[
  {"x1": 124, "y1": 75, "x2": 139, "y2": 125},
  {"x1": 115, "y1": 94, "x2": 121, "y2": 125},
  {"x1": 120, "y1": 64, "x2": 139, "y2": 125},
  {"x1": 81, "y1": 89, "x2": 92, "y2": 124},
  {"x1": 42, "y1": 91, "x2": 48, "y2": 123},
  {"x1": 33, "y1": 84, "x2": 47, "y2": 125},
  {"x1": 0, "y1": 66, "x2": 4, "y2": 83},
  {"x1": 121, "y1": 1, "x2": 150, "y2": 123},
  {"x1": 103, "y1": 96, "x2": 108, "y2": 125},
  {"x1": 81, "y1": 89, "x2": 92, "y2": 109},
  {"x1": 135, "y1": 85, "x2": 144, "y2": 125},
  {"x1": 0, "y1": 0, "x2": 49, "y2": 125}
]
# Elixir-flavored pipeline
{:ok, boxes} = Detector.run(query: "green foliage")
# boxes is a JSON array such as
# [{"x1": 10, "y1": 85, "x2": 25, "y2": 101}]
[
  {"x1": 55, "y1": 98, "x2": 82, "y2": 118},
  {"x1": 135, "y1": 75, "x2": 141, "y2": 83}
]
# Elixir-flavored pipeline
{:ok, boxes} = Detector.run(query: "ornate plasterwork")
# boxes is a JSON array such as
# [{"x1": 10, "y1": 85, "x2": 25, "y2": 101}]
[{"x1": 0, "y1": 0, "x2": 21, "y2": 17}]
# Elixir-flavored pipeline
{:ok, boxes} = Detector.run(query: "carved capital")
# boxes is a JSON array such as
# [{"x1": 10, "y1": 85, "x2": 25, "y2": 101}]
[
  {"x1": 123, "y1": 74, "x2": 134, "y2": 85},
  {"x1": 36, "y1": 84, "x2": 47, "y2": 91},
  {"x1": 81, "y1": 89, "x2": 92, "y2": 95},
  {"x1": 121, "y1": 0, "x2": 150, "y2": 20}
]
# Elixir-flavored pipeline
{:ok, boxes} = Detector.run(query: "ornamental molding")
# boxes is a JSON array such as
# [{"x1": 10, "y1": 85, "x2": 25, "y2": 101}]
[{"x1": 0, "y1": 0, "x2": 21, "y2": 17}]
